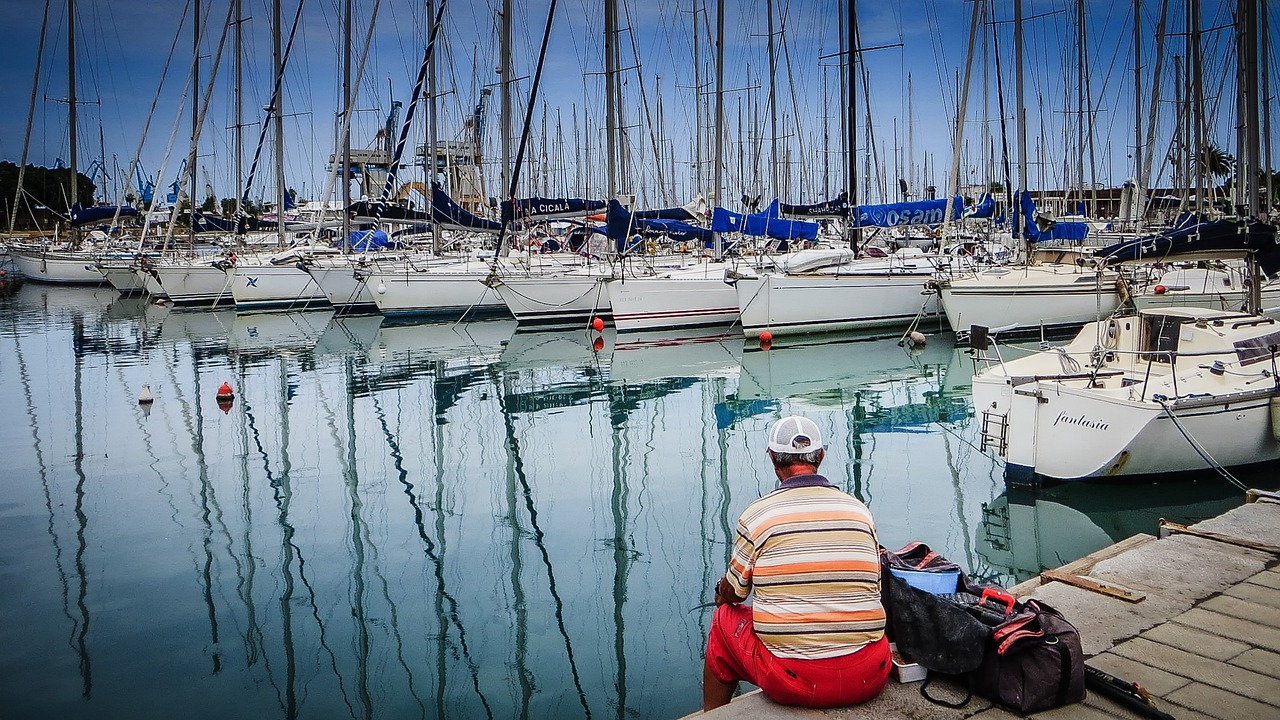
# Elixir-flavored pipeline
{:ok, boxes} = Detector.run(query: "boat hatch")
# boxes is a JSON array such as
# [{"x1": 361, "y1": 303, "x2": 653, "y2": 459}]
[
  {"x1": 1234, "y1": 329, "x2": 1280, "y2": 366},
  {"x1": 1072, "y1": 274, "x2": 1102, "y2": 283}
]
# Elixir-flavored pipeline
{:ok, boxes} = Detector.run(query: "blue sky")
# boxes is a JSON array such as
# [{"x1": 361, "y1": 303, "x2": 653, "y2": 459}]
[{"x1": 0, "y1": 0, "x2": 1272, "y2": 210}]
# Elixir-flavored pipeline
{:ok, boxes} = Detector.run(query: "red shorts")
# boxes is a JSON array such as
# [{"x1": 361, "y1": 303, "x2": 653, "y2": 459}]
[{"x1": 704, "y1": 603, "x2": 890, "y2": 708}]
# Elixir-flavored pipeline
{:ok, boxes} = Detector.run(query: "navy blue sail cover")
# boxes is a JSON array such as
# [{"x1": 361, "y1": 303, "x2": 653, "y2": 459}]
[
  {"x1": 70, "y1": 203, "x2": 140, "y2": 226},
  {"x1": 605, "y1": 199, "x2": 715, "y2": 252},
  {"x1": 1014, "y1": 191, "x2": 1089, "y2": 242},
  {"x1": 780, "y1": 192, "x2": 850, "y2": 218},
  {"x1": 500, "y1": 196, "x2": 607, "y2": 225}
]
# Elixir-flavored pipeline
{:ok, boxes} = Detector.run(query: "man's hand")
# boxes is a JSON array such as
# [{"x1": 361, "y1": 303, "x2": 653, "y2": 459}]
[{"x1": 714, "y1": 576, "x2": 743, "y2": 605}]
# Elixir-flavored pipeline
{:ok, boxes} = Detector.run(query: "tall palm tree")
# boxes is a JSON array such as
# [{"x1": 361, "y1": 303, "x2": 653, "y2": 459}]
[{"x1": 1199, "y1": 143, "x2": 1235, "y2": 185}]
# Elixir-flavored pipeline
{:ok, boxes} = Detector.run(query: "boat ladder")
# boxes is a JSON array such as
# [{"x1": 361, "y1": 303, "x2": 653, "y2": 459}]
[{"x1": 979, "y1": 409, "x2": 1008, "y2": 456}]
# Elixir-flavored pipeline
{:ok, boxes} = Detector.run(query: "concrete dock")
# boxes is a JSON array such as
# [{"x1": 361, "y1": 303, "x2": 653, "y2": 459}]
[{"x1": 690, "y1": 489, "x2": 1280, "y2": 720}]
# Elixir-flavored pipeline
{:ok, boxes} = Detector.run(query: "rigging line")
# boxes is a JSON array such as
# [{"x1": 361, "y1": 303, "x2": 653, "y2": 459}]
[
  {"x1": 8, "y1": 0, "x2": 52, "y2": 235},
  {"x1": 490, "y1": 371, "x2": 595, "y2": 720},
  {"x1": 369, "y1": 390, "x2": 496, "y2": 720},
  {"x1": 316, "y1": 0, "x2": 383, "y2": 211},
  {"x1": 1156, "y1": 399, "x2": 1249, "y2": 493},
  {"x1": 378, "y1": 0, "x2": 448, "y2": 202},
  {"x1": 620, "y1": 0, "x2": 671, "y2": 205},
  {"x1": 494, "y1": 0, "x2": 560, "y2": 254},
  {"x1": 241, "y1": 0, "x2": 310, "y2": 209}
]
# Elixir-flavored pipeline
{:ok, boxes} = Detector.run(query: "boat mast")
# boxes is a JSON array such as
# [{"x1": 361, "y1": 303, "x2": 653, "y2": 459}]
[
  {"x1": 846, "y1": 0, "x2": 859, "y2": 249},
  {"x1": 1189, "y1": 0, "x2": 1205, "y2": 214},
  {"x1": 341, "y1": 0, "x2": 351, "y2": 251},
  {"x1": 9, "y1": 0, "x2": 51, "y2": 236},
  {"x1": 234, "y1": 0, "x2": 243, "y2": 223},
  {"x1": 767, "y1": 0, "x2": 778, "y2": 199},
  {"x1": 712, "y1": 0, "x2": 724, "y2": 259},
  {"x1": 1263, "y1": 0, "x2": 1274, "y2": 215},
  {"x1": 1014, "y1": 0, "x2": 1027, "y2": 240},
  {"x1": 1132, "y1": 0, "x2": 1144, "y2": 229},
  {"x1": 500, "y1": 0, "x2": 513, "y2": 198},
  {"x1": 189, "y1": 0, "x2": 200, "y2": 246},
  {"x1": 426, "y1": 0, "x2": 439, "y2": 252},
  {"x1": 68, "y1": 0, "x2": 78, "y2": 244},
  {"x1": 1235, "y1": 0, "x2": 1261, "y2": 218},
  {"x1": 692, "y1": 0, "x2": 704, "y2": 201},
  {"x1": 604, "y1": 0, "x2": 618, "y2": 198},
  {"x1": 273, "y1": 0, "x2": 285, "y2": 248}
]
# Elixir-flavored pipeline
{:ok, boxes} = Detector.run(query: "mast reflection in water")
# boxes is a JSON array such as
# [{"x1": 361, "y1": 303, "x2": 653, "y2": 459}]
[{"x1": 0, "y1": 284, "x2": 1270, "y2": 719}]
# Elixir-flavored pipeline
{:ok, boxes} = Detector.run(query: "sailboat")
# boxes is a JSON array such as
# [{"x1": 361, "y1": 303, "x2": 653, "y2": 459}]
[
  {"x1": 970, "y1": 1, "x2": 1278, "y2": 484},
  {"x1": 7, "y1": 0, "x2": 143, "y2": 284}
]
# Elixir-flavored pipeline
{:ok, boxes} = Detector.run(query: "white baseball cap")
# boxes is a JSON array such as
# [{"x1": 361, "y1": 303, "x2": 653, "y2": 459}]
[{"x1": 766, "y1": 415, "x2": 824, "y2": 455}]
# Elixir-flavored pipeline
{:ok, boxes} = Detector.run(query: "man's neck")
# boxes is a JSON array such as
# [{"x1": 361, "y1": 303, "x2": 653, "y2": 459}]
[{"x1": 776, "y1": 465, "x2": 820, "y2": 482}]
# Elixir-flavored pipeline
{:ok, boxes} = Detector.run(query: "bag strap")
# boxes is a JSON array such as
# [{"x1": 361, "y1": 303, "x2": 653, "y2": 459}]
[
  {"x1": 919, "y1": 672, "x2": 972, "y2": 709},
  {"x1": 1053, "y1": 637, "x2": 1074, "y2": 707}
]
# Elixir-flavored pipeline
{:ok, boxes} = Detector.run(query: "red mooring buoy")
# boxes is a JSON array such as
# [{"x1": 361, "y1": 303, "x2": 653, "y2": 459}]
[
  {"x1": 591, "y1": 317, "x2": 605, "y2": 332},
  {"x1": 216, "y1": 382, "x2": 235, "y2": 399}
]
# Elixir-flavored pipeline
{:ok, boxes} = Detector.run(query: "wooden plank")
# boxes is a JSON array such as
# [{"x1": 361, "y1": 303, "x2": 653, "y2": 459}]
[
  {"x1": 1057, "y1": 534, "x2": 1158, "y2": 576},
  {"x1": 1009, "y1": 534, "x2": 1157, "y2": 598},
  {"x1": 1041, "y1": 569, "x2": 1147, "y2": 603},
  {"x1": 1158, "y1": 520, "x2": 1280, "y2": 555}
]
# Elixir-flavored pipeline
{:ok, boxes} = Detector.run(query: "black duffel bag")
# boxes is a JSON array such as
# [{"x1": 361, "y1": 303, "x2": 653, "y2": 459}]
[{"x1": 880, "y1": 544, "x2": 1085, "y2": 714}]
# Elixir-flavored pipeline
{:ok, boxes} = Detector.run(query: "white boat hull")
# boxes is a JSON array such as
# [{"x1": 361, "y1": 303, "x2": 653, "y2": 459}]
[
  {"x1": 493, "y1": 275, "x2": 610, "y2": 328},
  {"x1": 367, "y1": 263, "x2": 507, "y2": 318},
  {"x1": 971, "y1": 307, "x2": 1280, "y2": 481},
  {"x1": 230, "y1": 262, "x2": 329, "y2": 311},
  {"x1": 606, "y1": 271, "x2": 739, "y2": 332},
  {"x1": 307, "y1": 260, "x2": 377, "y2": 311},
  {"x1": 939, "y1": 265, "x2": 1122, "y2": 335},
  {"x1": 151, "y1": 260, "x2": 235, "y2": 306},
  {"x1": 9, "y1": 249, "x2": 106, "y2": 284},
  {"x1": 735, "y1": 272, "x2": 938, "y2": 338}
]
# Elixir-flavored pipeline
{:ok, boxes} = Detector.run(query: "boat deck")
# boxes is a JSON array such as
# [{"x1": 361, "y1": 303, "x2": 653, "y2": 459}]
[{"x1": 687, "y1": 489, "x2": 1280, "y2": 720}]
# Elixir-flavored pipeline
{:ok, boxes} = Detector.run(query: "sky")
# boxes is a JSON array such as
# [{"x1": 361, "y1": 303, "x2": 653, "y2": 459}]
[{"x1": 0, "y1": 0, "x2": 1273, "y2": 212}]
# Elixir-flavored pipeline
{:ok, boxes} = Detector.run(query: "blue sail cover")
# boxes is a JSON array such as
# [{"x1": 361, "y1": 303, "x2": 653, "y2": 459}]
[
  {"x1": 605, "y1": 199, "x2": 714, "y2": 252},
  {"x1": 780, "y1": 192, "x2": 850, "y2": 218},
  {"x1": 710, "y1": 200, "x2": 819, "y2": 240},
  {"x1": 1015, "y1": 191, "x2": 1089, "y2": 242},
  {"x1": 70, "y1": 203, "x2": 140, "y2": 227},
  {"x1": 500, "y1": 196, "x2": 607, "y2": 224},
  {"x1": 966, "y1": 193, "x2": 996, "y2": 219},
  {"x1": 1095, "y1": 219, "x2": 1280, "y2": 275},
  {"x1": 341, "y1": 228, "x2": 397, "y2": 252},
  {"x1": 851, "y1": 196, "x2": 962, "y2": 228}
]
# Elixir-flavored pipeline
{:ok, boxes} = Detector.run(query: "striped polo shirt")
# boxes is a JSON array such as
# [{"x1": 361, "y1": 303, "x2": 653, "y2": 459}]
[{"x1": 725, "y1": 474, "x2": 885, "y2": 660}]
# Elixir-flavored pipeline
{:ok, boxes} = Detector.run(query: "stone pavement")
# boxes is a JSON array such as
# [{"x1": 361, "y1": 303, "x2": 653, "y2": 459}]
[{"x1": 685, "y1": 490, "x2": 1280, "y2": 720}]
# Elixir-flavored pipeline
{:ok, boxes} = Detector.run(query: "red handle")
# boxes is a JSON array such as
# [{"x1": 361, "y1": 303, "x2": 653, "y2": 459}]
[{"x1": 980, "y1": 588, "x2": 1016, "y2": 616}]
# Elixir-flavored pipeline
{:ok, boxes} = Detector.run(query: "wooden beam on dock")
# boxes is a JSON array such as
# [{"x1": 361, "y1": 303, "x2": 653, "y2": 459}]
[
  {"x1": 1039, "y1": 569, "x2": 1147, "y2": 603},
  {"x1": 1158, "y1": 519, "x2": 1280, "y2": 555}
]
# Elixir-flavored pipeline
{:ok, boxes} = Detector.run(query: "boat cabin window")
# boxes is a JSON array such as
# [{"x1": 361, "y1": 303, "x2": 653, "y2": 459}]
[{"x1": 1141, "y1": 314, "x2": 1186, "y2": 363}]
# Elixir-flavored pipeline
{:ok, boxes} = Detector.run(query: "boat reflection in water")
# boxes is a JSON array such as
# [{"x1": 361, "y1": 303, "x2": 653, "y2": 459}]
[
  {"x1": 0, "y1": 283, "x2": 1267, "y2": 720},
  {"x1": 977, "y1": 473, "x2": 1276, "y2": 585}
]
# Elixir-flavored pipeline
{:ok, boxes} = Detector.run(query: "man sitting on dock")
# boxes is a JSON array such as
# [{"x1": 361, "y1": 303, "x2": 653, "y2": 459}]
[{"x1": 702, "y1": 415, "x2": 890, "y2": 711}]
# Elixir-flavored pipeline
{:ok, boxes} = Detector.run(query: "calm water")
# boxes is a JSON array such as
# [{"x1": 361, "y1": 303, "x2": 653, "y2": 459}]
[{"x1": 0, "y1": 283, "x2": 1262, "y2": 720}]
